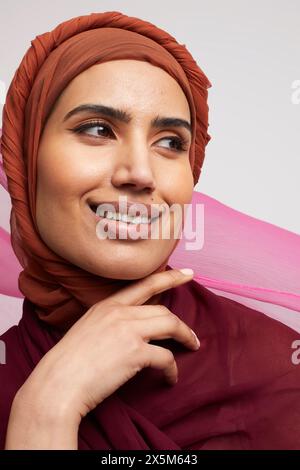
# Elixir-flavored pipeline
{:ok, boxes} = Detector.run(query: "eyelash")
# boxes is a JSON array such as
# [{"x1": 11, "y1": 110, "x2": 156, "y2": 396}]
[{"x1": 71, "y1": 120, "x2": 189, "y2": 153}]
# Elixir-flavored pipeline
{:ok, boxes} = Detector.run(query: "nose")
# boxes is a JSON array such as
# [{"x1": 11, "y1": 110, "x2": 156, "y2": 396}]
[{"x1": 111, "y1": 136, "x2": 156, "y2": 193}]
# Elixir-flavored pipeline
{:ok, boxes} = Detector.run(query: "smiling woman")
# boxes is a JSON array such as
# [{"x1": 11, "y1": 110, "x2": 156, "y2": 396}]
[
  {"x1": 1, "y1": 10, "x2": 300, "y2": 451},
  {"x1": 35, "y1": 59, "x2": 194, "y2": 279}
]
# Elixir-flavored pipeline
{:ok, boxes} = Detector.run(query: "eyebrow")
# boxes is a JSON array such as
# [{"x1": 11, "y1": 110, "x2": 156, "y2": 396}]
[{"x1": 63, "y1": 103, "x2": 192, "y2": 135}]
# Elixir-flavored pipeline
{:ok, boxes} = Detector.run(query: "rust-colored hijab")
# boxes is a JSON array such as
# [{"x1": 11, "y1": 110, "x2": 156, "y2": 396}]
[{"x1": 1, "y1": 11, "x2": 211, "y2": 330}]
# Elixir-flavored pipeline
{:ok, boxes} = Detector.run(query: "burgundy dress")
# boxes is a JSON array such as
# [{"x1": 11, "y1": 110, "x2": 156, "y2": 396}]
[{"x1": 1, "y1": 279, "x2": 300, "y2": 450}]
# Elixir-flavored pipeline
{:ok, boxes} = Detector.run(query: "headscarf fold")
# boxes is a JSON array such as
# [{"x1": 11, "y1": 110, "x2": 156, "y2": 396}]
[{"x1": 0, "y1": 11, "x2": 211, "y2": 330}]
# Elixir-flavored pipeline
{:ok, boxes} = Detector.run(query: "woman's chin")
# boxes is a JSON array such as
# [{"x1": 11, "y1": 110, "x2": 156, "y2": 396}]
[{"x1": 78, "y1": 257, "x2": 162, "y2": 280}]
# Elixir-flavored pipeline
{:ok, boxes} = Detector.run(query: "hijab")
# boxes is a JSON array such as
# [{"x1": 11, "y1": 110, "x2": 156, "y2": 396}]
[{"x1": 1, "y1": 10, "x2": 211, "y2": 331}]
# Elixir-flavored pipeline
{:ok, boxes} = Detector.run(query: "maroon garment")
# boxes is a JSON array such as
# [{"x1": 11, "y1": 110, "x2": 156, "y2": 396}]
[{"x1": 1, "y1": 278, "x2": 300, "y2": 450}]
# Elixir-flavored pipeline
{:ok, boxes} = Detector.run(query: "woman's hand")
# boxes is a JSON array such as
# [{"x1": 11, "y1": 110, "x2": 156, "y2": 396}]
[{"x1": 5, "y1": 268, "x2": 200, "y2": 449}]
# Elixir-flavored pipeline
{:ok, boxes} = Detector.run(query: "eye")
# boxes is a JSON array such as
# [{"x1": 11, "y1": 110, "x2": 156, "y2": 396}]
[
  {"x1": 72, "y1": 120, "x2": 115, "y2": 139},
  {"x1": 156, "y1": 136, "x2": 189, "y2": 153}
]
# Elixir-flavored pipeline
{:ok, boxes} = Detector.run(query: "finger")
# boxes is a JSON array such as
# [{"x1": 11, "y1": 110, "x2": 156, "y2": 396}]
[
  {"x1": 107, "y1": 268, "x2": 194, "y2": 307},
  {"x1": 121, "y1": 305, "x2": 178, "y2": 320},
  {"x1": 136, "y1": 315, "x2": 200, "y2": 351},
  {"x1": 141, "y1": 343, "x2": 178, "y2": 385}
]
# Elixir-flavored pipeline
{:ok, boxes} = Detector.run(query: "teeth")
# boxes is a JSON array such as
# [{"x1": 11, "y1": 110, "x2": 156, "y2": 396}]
[{"x1": 94, "y1": 206, "x2": 158, "y2": 224}]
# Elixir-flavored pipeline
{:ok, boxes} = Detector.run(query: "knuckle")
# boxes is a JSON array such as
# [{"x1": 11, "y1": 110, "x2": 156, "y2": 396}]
[
  {"x1": 106, "y1": 302, "x2": 122, "y2": 315},
  {"x1": 168, "y1": 269, "x2": 181, "y2": 285},
  {"x1": 164, "y1": 349, "x2": 175, "y2": 365},
  {"x1": 114, "y1": 318, "x2": 130, "y2": 336},
  {"x1": 116, "y1": 322, "x2": 143, "y2": 349},
  {"x1": 130, "y1": 335, "x2": 144, "y2": 353},
  {"x1": 106, "y1": 303, "x2": 128, "y2": 323},
  {"x1": 135, "y1": 345, "x2": 150, "y2": 368},
  {"x1": 143, "y1": 277, "x2": 156, "y2": 296},
  {"x1": 168, "y1": 314, "x2": 180, "y2": 329},
  {"x1": 128, "y1": 338, "x2": 146, "y2": 367},
  {"x1": 94, "y1": 302, "x2": 118, "y2": 320},
  {"x1": 157, "y1": 305, "x2": 170, "y2": 315}
]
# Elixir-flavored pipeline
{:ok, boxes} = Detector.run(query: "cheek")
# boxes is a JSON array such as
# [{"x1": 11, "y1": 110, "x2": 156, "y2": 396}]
[
  {"x1": 37, "y1": 141, "x2": 109, "y2": 200},
  {"x1": 161, "y1": 160, "x2": 194, "y2": 205}
]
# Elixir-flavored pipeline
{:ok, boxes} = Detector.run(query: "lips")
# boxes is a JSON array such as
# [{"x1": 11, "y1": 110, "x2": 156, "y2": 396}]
[
  {"x1": 87, "y1": 199, "x2": 164, "y2": 220},
  {"x1": 86, "y1": 200, "x2": 163, "y2": 240}
]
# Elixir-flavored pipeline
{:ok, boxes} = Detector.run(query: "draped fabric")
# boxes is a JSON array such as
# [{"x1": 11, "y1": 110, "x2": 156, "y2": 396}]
[{"x1": 1, "y1": 278, "x2": 300, "y2": 449}]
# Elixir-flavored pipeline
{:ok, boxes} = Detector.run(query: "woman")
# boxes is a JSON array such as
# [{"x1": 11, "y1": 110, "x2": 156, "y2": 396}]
[{"x1": 1, "y1": 10, "x2": 300, "y2": 450}]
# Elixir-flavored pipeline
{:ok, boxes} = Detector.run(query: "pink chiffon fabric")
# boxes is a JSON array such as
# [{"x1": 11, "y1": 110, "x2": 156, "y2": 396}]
[{"x1": 1, "y1": 128, "x2": 300, "y2": 333}]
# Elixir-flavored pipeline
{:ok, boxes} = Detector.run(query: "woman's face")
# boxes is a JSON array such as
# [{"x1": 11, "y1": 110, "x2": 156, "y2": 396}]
[{"x1": 36, "y1": 59, "x2": 194, "y2": 279}]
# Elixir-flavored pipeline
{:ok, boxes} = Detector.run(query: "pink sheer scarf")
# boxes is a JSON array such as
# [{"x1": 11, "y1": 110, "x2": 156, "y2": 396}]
[{"x1": 1, "y1": 128, "x2": 300, "y2": 333}]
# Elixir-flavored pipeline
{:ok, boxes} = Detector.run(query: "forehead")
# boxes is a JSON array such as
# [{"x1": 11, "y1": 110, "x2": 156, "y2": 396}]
[{"x1": 55, "y1": 59, "x2": 191, "y2": 120}]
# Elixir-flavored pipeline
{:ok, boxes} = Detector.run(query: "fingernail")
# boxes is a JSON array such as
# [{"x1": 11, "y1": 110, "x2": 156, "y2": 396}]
[
  {"x1": 179, "y1": 268, "x2": 194, "y2": 276},
  {"x1": 191, "y1": 330, "x2": 200, "y2": 348}
]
